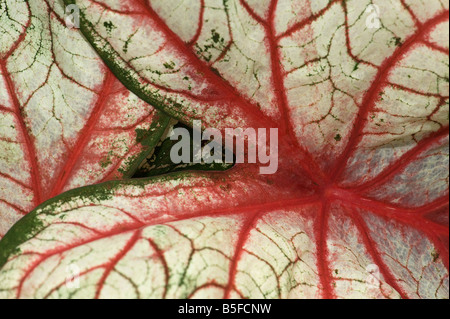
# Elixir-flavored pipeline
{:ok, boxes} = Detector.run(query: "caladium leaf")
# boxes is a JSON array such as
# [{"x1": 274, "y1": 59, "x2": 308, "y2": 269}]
[
  {"x1": 0, "y1": 0, "x2": 172, "y2": 237},
  {"x1": 0, "y1": 0, "x2": 449, "y2": 299}
]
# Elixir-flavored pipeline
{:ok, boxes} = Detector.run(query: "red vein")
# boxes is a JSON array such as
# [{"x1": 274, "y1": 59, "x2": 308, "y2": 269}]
[
  {"x1": 386, "y1": 82, "x2": 449, "y2": 98},
  {"x1": 342, "y1": 0, "x2": 377, "y2": 69},
  {"x1": 1, "y1": 2, "x2": 31, "y2": 60},
  {"x1": 267, "y1": 0, "x2": 327, "y2": 186},
  {"x1": 239, "y1": 0, "x2": 267, "y2": 25},
  {"x1": 224, "y1": 211, "x2": 262, "y2": 299},
  {"x1": 400, "y1": 0, "x2": 422, "y2": 26},
  {"x1": 421, "y1": 39, "x2": 450, "y2": 55},
  {"x1": 331, "y1": 11, "x2": 450, "y2": 182},
  {"x1": 315, "y1": 202, "x2": 334, "y2": 299},
  {"x1": 146, "y1": 238, "x2": 169, "y2": 299},
  {"x1": 334, "y1": 193, "x2": 450, "y2": 237},
  {"x1": 13, "y1": 193, "x2": 320, "y2": 297},
  {"x1": 188, "y1": 0, "x2": 205, "y2": 46},
  {"x1": 0, "y1": 171, "x2": 33, "y2": 191},
  {"x1": 330, "y1": 188, "x2": 449, "y2": 219},
  {"x1": 427, "y1": 231, "x2": 449, "y2": 271},
  {"x1": 187, "y1": 283, "x2": 226, "y2": 298},
  {"x1": 351, "y1": 127, "x2": 449, "y2": 192},
  {"x1": 0, "y1": 199, "x2": 27, "y2": 215},
  {"x1": 348, "y1": 208, "x2": 409, "y2": 299},
  {"x1": 42, "y1": 265, "x2": 105, "y2": 299},
  {"x1": 133, "y1": 0, "x2": 277, "y2": 130},
  {"x1": 49, "y1": 72, "x2": 115, "y2": 198},
  {"x1": 0, "y1": 62, "x2": 42, "y2": 206},
  {"x1": 95, "y1": 230, "x2": 141, "y2": 299}
]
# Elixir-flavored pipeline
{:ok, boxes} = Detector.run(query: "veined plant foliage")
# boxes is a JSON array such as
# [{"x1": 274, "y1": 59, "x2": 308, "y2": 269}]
[{"x1": 0, "y1": 0, "x2": 448, "y2": 299}]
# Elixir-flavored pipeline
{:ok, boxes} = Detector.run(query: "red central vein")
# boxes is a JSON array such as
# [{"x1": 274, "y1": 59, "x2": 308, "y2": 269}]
[
  {"x1": 266, "y1": 0, "x2": 327, "y2": 186},
  {"x1": 331, "y1": 10, "x2": 450, "y2": 182},
  {"x1": 0, "y1": 62, "x2": 42, "y2": 206},
  {"x1": 131, "y1": 0, "x2": 326, "y2": 187},
  {"x1": 49, "y1": 71, "x2": 115, "y2": 198}
]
